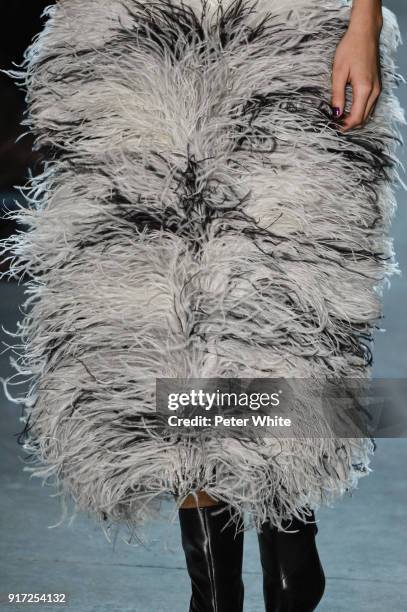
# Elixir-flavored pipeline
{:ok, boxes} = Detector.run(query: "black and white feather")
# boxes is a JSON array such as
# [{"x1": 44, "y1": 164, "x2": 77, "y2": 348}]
[{"x1": 0, "y1": 0, "x2": 405, "y2": 538}]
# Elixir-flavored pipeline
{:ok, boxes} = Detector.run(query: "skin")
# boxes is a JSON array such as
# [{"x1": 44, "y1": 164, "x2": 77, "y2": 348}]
[
  {"x1": 180, "y1": 0, "x2": 384, "y2": 510},
  {"x1": 332, "y1": 0, "x2": 383, "y2": 131},
  {"x1": 180, "y1": 491, "x2": 220, "y2": 509}
]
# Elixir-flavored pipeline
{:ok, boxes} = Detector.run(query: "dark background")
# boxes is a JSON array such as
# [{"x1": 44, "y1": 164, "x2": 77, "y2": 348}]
[
  {"x1": 0, "y1": 3, "x2": 52, "y2": 181},
  {"x1": 0, "y1": 1, "x2": 52, "y2": 273}
]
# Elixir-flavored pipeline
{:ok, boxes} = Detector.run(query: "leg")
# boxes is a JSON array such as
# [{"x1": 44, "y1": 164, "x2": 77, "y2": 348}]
[
  {"x1": 257, "y1": 510, "x2": 325, "y2": 612},
  {"x1": 178, "y1": 492, "x2": 245, "y2": 612},
  {"x1": 180, "y1": 492, "x2": 221, "y2": 509}
]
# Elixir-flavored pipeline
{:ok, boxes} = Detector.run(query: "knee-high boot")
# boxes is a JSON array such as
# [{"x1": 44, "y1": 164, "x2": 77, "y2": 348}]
[
  {"x1": 257, "y1": 510, "x2": 325, "y2": 612},
  {"x1": 179, "y1": 502, "x2": 244, "y2": 612}
]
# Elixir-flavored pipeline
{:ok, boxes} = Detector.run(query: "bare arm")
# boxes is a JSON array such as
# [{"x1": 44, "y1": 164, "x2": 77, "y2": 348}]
[{"x1": 331, "y1": 0, "x2": 383, "y2": 131}]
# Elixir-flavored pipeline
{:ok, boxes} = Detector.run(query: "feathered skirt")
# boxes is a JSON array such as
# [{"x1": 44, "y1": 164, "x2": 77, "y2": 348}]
[{"x1": 0, "y1": 0, "x2": 404, "y2": 537}]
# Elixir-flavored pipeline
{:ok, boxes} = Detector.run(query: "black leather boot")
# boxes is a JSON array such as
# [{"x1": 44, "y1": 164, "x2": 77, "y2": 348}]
[
  {"x1": 257, "y1": 510, "x2": 325, "y2": 612},
  {"x1": 179, "y1": 502, "x2": 244, "y2": 612}
]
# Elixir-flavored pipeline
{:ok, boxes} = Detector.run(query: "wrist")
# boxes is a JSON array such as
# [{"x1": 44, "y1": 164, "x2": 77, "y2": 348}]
[{"x1": 348, "y1": 0, "x2": 383, "y2": 37}]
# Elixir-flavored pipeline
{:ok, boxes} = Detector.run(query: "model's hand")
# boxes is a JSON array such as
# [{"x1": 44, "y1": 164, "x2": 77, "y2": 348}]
[{"x1": 331, "y1": 0, "x2": 383, "y2": 131}]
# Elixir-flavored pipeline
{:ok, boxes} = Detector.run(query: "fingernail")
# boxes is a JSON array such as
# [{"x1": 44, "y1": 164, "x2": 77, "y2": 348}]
[{"x1": 331, "y1": 106, "x2": 342, "y2": 118}]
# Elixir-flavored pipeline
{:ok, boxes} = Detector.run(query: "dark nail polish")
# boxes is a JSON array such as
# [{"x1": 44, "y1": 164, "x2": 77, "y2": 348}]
[{"x1": 331, "y1": 106, "x2": 342, "y2": 118}]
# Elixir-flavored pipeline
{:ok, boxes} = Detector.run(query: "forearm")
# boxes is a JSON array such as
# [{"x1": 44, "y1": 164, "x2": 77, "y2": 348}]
[{"x1": 349, "y1": 0, "x2": 383, "y2": 35}]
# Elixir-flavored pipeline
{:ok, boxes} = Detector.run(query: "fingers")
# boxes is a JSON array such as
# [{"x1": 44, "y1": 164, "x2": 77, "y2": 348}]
[
  {"x1": 331, "y1": 63, "x2": 348, "y2": 119},
  {"x1": 340, "y1": 80, "x2": 370, "y2": 130},
  {"x1": 340, "y1": 79, "x2": 382, "y2": 132},
  {"x1": 363, "y1": 81, "x2": 382, "y2": 122}
]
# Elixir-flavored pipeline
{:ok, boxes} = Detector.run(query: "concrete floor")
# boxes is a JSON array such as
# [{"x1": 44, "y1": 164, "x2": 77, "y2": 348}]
[{"x1": 1, "y1": 0, "x2": 407, "y2": 609}]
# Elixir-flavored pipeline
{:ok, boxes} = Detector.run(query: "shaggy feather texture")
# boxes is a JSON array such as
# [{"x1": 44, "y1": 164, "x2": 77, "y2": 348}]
[{"x1": 0, "y1": 0, "x2": 405, "y2": 539}]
